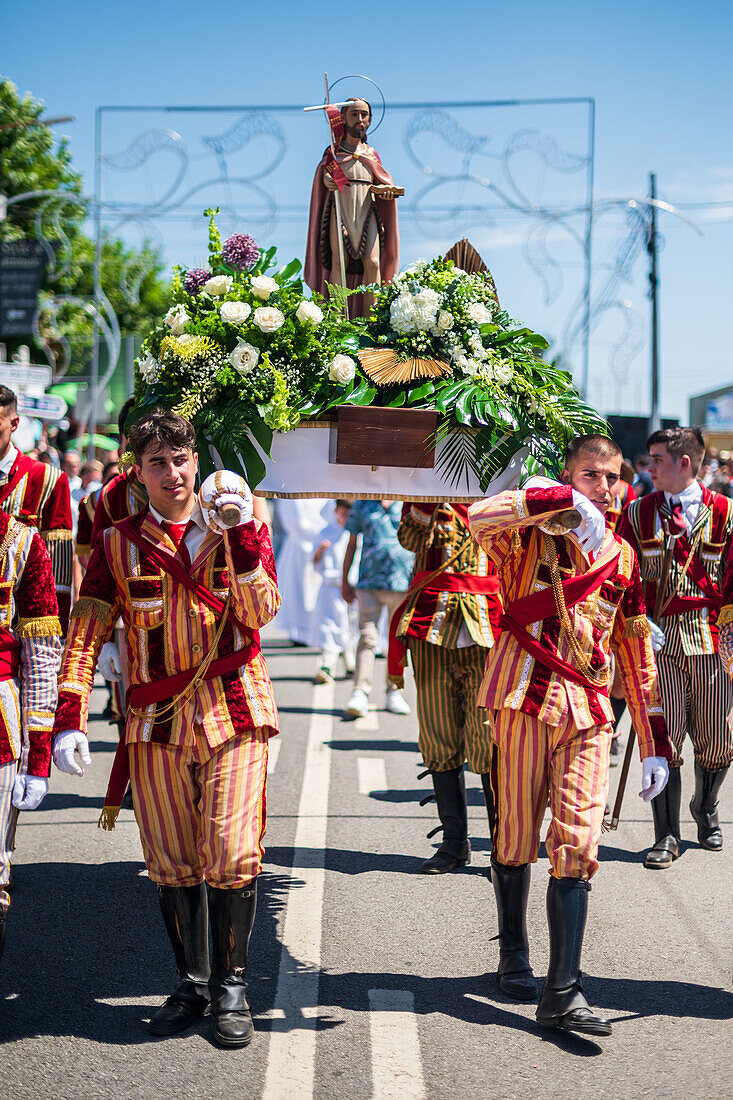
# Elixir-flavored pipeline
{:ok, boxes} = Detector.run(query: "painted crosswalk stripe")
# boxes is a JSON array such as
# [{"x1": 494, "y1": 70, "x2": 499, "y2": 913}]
[
  {"x1": 262, "y1": 679, "x2": 334, "y2": 1100},
  {"x1": 355, "y1": 706, "x2": 380, "y2": 732},
  {"x1": 368, "y1": 989, "x2": 426, "y2": 1100},
  {"x1": 266, "y1": 737, "x2": 281, "y2": 775},
  {"x1": 357, "y1": 757, "x2": 387, "y2": 796}
]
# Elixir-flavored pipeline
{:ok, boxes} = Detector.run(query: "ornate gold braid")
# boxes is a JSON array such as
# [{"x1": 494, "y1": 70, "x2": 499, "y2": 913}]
[{"x1": 546, "y1": 535, "x2": 610, "y2": 689}]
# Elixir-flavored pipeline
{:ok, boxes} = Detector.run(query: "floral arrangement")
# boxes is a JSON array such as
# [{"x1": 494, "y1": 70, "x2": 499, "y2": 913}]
[{"x1": 131, "y1": 213, "x2": 605, "y2": 489}]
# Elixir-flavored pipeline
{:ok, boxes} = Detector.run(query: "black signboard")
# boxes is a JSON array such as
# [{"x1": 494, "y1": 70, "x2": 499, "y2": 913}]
[{"x1": 0, "y1": 240, "x2": 49, "y2": 337}]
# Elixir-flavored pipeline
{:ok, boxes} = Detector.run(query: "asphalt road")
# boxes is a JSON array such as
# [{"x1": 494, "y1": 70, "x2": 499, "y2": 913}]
[{"x1": 2, "y1": 630, "x2": 731, "y2": 1100}]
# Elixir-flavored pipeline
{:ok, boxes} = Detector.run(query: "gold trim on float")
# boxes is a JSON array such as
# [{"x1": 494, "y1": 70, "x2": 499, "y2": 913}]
[
  {"x1": 357, "y1": 348, "x2": 453, "y2": 386},
  {"x1": 254, "y1": 490, "x2": 484, "y2": 502}
]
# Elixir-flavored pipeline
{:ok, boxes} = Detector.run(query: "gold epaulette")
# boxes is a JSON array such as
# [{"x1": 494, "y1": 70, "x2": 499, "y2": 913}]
[
  {"x1": 718, "y1": 604, "x2": 733, "y2": 629},
  {"x1": 70, "y1": 597, "x2": 113, "y2": 626},
  {"x1": 17, "y1": 615, "x2": 62, "y2": 638},
  {"x1": 43, "y1": 529, "x2": 73, "y2": 542},
  {"x1": 623, "y1": 615, "x2": 651, "y2": 638}
]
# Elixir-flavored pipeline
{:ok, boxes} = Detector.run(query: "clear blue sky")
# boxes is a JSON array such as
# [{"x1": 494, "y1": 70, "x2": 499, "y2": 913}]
[{"x1": 4, "y1": 0, "x2": 733, "y2": 422}]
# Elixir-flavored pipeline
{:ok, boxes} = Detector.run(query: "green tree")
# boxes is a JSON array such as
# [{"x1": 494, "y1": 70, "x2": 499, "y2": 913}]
[{"x1": 0, "y1": 77, "x2": 168, "y2": 373}]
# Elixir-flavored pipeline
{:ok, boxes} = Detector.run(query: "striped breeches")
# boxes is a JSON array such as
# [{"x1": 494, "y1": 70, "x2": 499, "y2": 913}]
[
  {"x1": 409, "y1": 638, "x2": 492, "y2": 774},
  {"x1": 491, "y1": 708, "x2": 612, "y2": 880},
  {"x1": 657, "y1": 651, "x2": 733, "y2": 770},
  {"x1": 128, "y1": 730, "x2": 269, "y2": 889},
  {"x1": 0, "y1": 760, "x2": 18, "y2": 897}
]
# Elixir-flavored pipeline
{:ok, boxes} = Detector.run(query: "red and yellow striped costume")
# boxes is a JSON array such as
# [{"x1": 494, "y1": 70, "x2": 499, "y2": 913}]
[
  {"x1": 0, "y1": 450, "x2": 73, "y2": 631},
  {"x1": 53, "y1": 507, "x2": 280, "y2": 888},
  {"x1": 468, "y1": 482, "x2": 671, "y2": 879}
]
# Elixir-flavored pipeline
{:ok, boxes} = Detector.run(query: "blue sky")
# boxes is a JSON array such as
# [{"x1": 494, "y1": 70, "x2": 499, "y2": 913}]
[{"x1": 3, "y1": 0, "x2": 732, "y2": 422}]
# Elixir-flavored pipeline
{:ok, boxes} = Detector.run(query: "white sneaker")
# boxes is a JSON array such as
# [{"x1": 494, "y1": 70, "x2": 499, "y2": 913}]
[
  {"x1": 345, "y1": 688, "x2": 369, "y2": 718},
  {"x1": 385, "y1": 688, "x2": 411, "y2": 715}
]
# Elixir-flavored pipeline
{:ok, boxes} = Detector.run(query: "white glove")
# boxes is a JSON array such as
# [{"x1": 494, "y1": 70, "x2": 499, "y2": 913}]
[
  {"x1": 12, "y1": 773, "x2": 49, "y2": 811},
  {"x1": 571, "y1": 490, "x2": 607, "y2": 556},
  {"x1": 647, "y1": 618, "x2": 666, "y2": 653},
  {"x1": 98, "y1": 641, "x2": 122, "y2": 682},
  {"x1": 52, "y1": 730, "x2": 91, "y2": 777},
  {"x1": 199, "y1": 471, "x2": 254, "y2": 532},
  {"x1": 639, "y1": 756, "x2": 669, "y2": 802}
]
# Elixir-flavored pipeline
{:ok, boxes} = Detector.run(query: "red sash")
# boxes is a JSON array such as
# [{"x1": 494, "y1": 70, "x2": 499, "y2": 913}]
[
  {"x1": 500, "y1": 546, "x2": 621, "y2": 695},
  {"x1": 0, "y1": 628, "x2": 20, "y2": 680},
  {"x1": 387, "y1": 571, "x2": 501, "y2": 682}
]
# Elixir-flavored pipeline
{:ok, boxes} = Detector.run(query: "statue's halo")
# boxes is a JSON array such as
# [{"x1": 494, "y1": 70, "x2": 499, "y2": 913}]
[{"x1": 327, "y1": 74, "x2": 387, "y2": 134}]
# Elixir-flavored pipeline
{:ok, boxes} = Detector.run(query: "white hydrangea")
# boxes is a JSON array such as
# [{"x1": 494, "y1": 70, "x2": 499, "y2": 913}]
[{"x1": 137, "y1": 353, "x2": 160, "y2": 383}]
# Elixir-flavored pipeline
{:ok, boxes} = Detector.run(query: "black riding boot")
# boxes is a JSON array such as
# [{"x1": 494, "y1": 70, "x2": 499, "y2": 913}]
[
  {"x1": 690, "y1": 761, "x2": 729, "y2": 851},
  {"x1": 208, "y1": 882, "x2": 257, "y2": 1048},
  {"x1": 480, "y1": 772, "x2": 496, "y2": 837},
  {"x1": 149, "y1": 883, "x2": 210, "y2": 1036},
  {"x1": 536, "y1": 877, "x2": 611, "y2": 1036},
  {"x1": 644, "y1": 764, "x2": 682, "y2": 869},
  {"x1": 491, "y1": 859, "x2": 536, "y2": 1001},
  {"x1": 0, "y1": 901, "x2": 8, "y2": 968},
  {"x1": 420, "y1": 767, "x2": 470, "y2": 874}
]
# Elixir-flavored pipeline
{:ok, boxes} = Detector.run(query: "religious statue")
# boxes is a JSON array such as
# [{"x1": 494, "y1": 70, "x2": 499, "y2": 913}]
[{"x1": 305, "y1": 97, "x2": 402, "y2": 317}]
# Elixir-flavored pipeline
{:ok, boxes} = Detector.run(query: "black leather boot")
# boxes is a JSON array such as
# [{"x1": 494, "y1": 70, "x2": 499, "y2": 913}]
[
  {"x1": 0, "y1": 902, "x2": 7, "y2": 968},
  {"x1": 690, "y1": 761, "x2": 729, "y2": 851},
  {"x1": 536, "y1": 877, "x2": 611, "y2": 1037},
  {"x1": 149, "y1": 883, "x2": 210, "y2": 1036},
  {"x1": 480, "y1": 772, "x2": 496, "y2": 837},
  {"x1": 644, "y1": 764, "x2": 682, "y2": 869},
  {"x1": 420, "y1": 767, "x2": 470, "y2": 874},
  {"x1": 208, "y1": 882, "x2": 257, "y2": 1048},
  {"x1": 491, "y1": 859, "x2": 536, "y2": 1001}
]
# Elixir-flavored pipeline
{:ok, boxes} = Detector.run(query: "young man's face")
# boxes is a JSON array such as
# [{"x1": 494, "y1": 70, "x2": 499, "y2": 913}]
[
  {"x1": 134, "y1": 444, "x2": 198, "y2": 518},
  {"x1": 562, "y1": 450, "x2": 622, "y2": 514},
  {"x1": 647, "y1": 443, "x2": 692, "y2": 493},
  {"x1": 0, "y1": 407, "x2": 20, "y2": 456}
]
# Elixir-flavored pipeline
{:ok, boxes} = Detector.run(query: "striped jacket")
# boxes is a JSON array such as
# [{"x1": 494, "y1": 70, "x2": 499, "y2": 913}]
[
  {"x1": 468, "y1": 483, "x2": 670, "y2": 759},
  {"x1": 0, "y1": 512, "x2": 62, "y2": 776},
  {"x1": 53, "y1": 507, "x2": 280, "y2": 751},
  {"x1": 0, "y1": 450, "x2": 73, "y2": 631},
  {"x1": 396, "y1": 502, "x2": 501, "y2": 648},
  {"x1": 618, "y1": 486, "x2": 733, "y2": 657},
  {"x1": 89, "y1": 470, "x2": 148, "y2": 550}
]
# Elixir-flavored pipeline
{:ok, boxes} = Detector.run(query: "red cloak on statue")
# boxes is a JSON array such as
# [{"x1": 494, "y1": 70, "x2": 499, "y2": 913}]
[{"x1": 304, "y1": 144, "x2": 399, "y2": 309}]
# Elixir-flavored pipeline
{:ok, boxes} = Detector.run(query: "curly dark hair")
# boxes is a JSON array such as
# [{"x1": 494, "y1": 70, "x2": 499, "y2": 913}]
[{"x1": 128, "y1": 409, "x2": 196, "y2": 463}]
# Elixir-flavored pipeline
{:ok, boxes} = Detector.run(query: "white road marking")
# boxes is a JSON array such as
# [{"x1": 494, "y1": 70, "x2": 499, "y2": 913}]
[
  {"x1": 357, "y1": 757, "x2": 387, "y2": 796},
  {"x1": 368, "y1": 989, "x2": 427, "y2": 1100},
  {"x1": 262, "y1": 679, "x2": 335, "y2": 1100},
  {"x1": 267, "y1": 737, "x2": 281, "y2": 775},
  {"x1": 95, "y1": 996, "x2": 165, "y2": 1007}
]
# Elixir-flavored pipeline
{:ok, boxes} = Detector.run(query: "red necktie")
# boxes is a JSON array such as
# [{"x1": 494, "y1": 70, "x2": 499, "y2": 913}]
[
  {"x1": 666, "y1": 499, "x2": 686, "y2": 537},
  {"x1": 163, "y1": 520, "x2": 192, "y2": 569}
]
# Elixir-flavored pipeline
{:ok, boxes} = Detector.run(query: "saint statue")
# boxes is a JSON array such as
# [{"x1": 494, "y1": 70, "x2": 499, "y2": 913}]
[{"x1": 305, "y1": 97, "x2": 402, "y2": 316}]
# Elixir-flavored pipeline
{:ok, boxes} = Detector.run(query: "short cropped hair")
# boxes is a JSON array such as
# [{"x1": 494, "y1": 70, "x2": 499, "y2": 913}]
[
  {"x1": 564, "y1": 434, "x2": 622, "y2": 466},
  {"x1": 128, "y1": 410, "x2": 196, "y2": 464},
  {"x1": 335, "y1": 499, "x2": 352, "y2": 510},
  {"x1": 647, "y1": 427, "x2": 705, "y2": 475},
  {"x1": 0, "y1": 386, "x2": 17, "y2": 414},
  {"x1": 118, "y1": 396, "x2": 136, "y2": 440}
]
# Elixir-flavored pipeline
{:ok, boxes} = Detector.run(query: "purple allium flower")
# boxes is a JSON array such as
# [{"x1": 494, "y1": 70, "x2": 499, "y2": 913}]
[
  {"x1": 222, "y1": 233, "x2": 259, "y2": 273},
  {"x1": 184, "y1": 268, "x2": 211, "y2": 295}
]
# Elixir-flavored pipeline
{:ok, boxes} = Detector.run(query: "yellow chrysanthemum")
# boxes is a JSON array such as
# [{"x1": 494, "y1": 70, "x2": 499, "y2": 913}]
[{"x1": 160, "y1": 334, "x2": 220, "y2": 363}]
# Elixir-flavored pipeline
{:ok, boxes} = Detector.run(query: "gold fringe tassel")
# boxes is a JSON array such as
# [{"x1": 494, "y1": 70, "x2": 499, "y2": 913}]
[
  {"x1": 623, "y1": 615, "x2": 652, "y2": 638},
  {"x1": 717, "y1": 604, "x2": 733, "y2": 628},
  {"x1": 42, "y1": 529, "x2": 73, "y2": 542},
  {"x1": 98, "y1": 806, "x2": 120, "y2": 831},
  {"x1": 17, "y1": 616, "x2": 62, "y2": 638},
  {"x1": 71, "y1": 597, "x2": 113, "y2": 626}
]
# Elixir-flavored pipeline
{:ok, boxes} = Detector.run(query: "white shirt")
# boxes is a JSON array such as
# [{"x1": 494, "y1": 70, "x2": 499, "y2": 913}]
[
  {"x1": 0, "y1": 443, "x2": 18, "y2": 476},
  {"x1": 663, "y1": 480, "x2": 703, "y2": 534},
  {"x1": 148, "y1": 499, "x2": 209, "y2": 562}
]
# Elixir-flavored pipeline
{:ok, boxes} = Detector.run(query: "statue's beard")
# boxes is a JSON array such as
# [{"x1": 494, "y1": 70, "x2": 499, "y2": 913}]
[{"x1": 346, "y1": 122, "x2": 367, "y2": 141}]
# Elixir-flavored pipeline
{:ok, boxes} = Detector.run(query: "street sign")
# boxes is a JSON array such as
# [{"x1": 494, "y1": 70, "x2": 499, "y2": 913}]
[
  {"x1": 17, "y1": 393, "x2": 67, "y2": 421},
  {"x1": 0, "y1": 240, "x2": 48, "y2": 337},
  {"x1": 0, "y1": 363, "x2": 53, "y2": 394}
]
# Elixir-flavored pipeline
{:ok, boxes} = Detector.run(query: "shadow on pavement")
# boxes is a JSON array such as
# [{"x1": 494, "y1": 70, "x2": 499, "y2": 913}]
[{"x1": 326, "y1": 739, "x2": 419, "y2": 753}]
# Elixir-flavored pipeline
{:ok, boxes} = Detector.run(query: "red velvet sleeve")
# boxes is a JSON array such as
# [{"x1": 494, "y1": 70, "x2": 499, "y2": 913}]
[{"x1": 16, "y1": 533, "x2": 60, "y2": 620}]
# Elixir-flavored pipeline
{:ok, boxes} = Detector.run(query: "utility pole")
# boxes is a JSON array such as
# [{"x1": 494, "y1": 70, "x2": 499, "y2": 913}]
[{"x1": 648, "y1": 172, "x2": 660, "y2": 433}]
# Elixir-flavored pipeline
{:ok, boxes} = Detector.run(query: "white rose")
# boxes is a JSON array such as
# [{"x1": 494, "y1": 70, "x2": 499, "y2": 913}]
[
  {"x1": 164, "y1": 305, "x2": 189, "y2": 335},
  {"x1": 467, "y1": 301, "x2": 493, "y2": 325},
  {"x1": 203, "y1": 274, "x2": 233, "y2": 297},
  {"x1": 228, "y1": 341, "x2": 260, "y2": 375},
  {"x1": 296, "y1": 300, "x2": 324, "y2": 325},
  {"x1": 328, "y1": 354, "x2": 356, "y2": 385},
  {"x1": 137, "y1": 353, "x2": 160, "y2": 383},
  {"x1": 253, "y1": 306, "x2": 285, "y2": 333},
  {"x1": 220, "y1": 300, "x2": 252, "y2": 325},
  {"x1": 436, "y1": 310, "x2": 454, "y2": 331},
  {"x1": 251, "y1": 275, "x2": 279, "y2": 300}
]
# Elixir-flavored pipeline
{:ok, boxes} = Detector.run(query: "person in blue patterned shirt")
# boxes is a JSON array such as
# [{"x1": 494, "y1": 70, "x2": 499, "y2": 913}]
[{"x1": 341, "y1": 499, "x2": 414, "y2": 718}]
